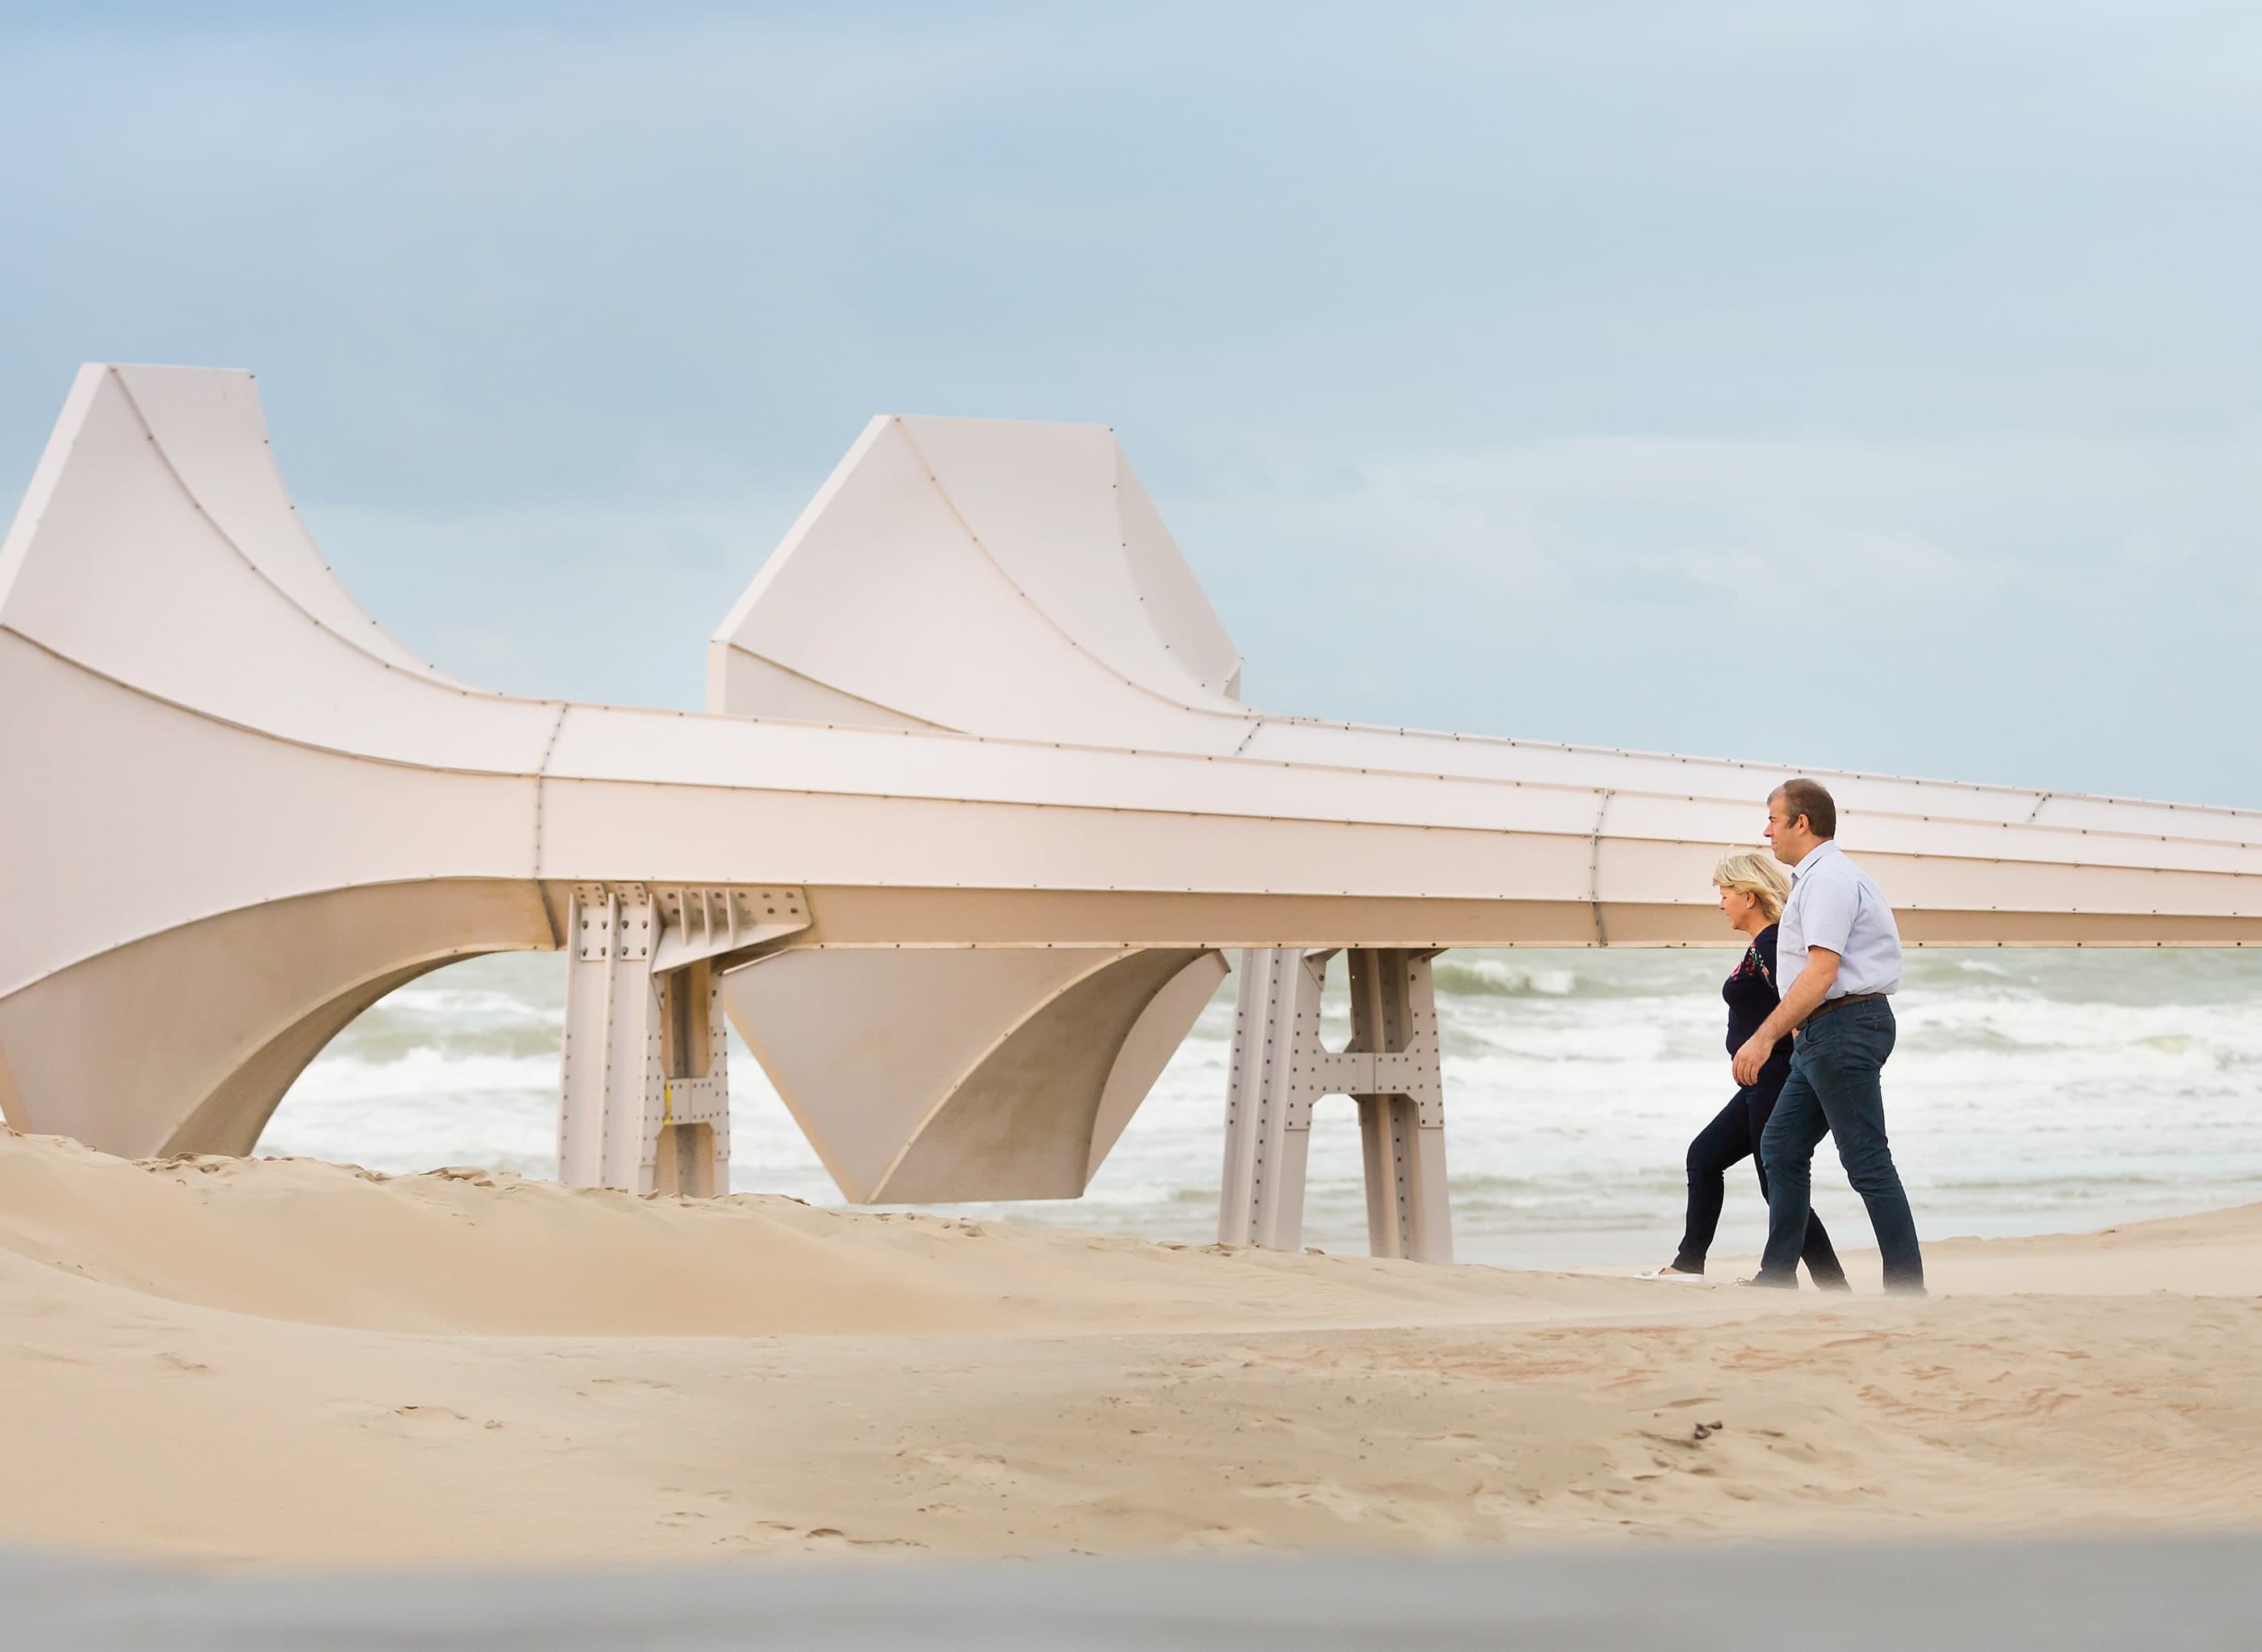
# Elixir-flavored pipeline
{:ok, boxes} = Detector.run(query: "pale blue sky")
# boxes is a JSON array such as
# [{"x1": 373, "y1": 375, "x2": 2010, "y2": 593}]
[{"x1": 3, "y1": 2, "x2": 2256, "y2": 803}]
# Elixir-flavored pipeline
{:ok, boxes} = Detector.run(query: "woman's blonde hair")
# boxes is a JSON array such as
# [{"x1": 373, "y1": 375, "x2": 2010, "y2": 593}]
[{"x1": 1714, "y1": 850, "x2": 1791, "y2": 923}]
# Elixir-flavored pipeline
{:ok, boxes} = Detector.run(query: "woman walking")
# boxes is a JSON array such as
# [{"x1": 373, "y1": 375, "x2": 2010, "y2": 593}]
[{"x1": 1648, "y1": 853, "x2": 1849, "y2": 1287}]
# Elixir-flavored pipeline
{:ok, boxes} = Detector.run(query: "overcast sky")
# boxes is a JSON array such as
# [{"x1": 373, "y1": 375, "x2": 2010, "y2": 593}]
[{"x1": 4, "y1": 2, "x2": 2256, "y2": 805}]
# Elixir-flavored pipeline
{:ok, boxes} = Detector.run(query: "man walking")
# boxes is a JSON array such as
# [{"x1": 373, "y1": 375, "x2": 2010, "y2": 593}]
[{"x1": 1731, "y1": 778, "x2": 1926, "y2": 1294}]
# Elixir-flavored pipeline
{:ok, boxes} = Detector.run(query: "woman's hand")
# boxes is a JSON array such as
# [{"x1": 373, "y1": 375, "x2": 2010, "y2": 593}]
[{"x1": 1732, "y1": 1034, "x2": 1776, "y2": 1087}]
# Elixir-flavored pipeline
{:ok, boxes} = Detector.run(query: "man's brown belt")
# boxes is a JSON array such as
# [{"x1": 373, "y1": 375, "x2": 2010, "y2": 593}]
[{"x1": 1798, "y1": 992, "x2": 1891, "y2": 1033}]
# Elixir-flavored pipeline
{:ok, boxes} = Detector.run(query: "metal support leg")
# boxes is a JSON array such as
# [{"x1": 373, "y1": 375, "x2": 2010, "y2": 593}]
[
  {"x1": 650, "y1": 956, "x2": 730, "y2": 1198},
  {"x1": 1218, "y1": 946, "x2": 1323, "y2": 1250},
  {"x1": 559, "y1": 883, "x2": 732, "y2": 1196},
  {"x1": 1348, "y1": 948, "x2": 1452, "y2": 1264},
  {"x1": 1219, "y1": 945, "x2": 1454, "y2": 1263}
]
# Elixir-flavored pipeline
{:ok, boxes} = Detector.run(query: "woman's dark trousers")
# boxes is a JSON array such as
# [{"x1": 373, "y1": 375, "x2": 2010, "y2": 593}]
[{"x1": 1673, "y1": 1080, "x2": 1848, "y2": 1286}]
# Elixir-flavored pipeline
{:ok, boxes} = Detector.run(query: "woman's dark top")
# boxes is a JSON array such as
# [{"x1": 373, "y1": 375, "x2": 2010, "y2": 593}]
[{"x1": 1723, "y1": 923, "x2": 1794, "y2": 1089}]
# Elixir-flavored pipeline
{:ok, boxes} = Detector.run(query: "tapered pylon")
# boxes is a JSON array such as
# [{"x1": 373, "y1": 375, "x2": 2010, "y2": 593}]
[{"x1": 707, "y1": 414, "x2": 1247, "y2": 1203}]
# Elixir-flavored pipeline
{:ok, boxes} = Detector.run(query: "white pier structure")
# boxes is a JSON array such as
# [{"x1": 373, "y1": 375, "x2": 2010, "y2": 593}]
[
  {"x1": 701, "y1": 409, "x2": 2262, "y2": 1258},
  {"x1": 4, "y1": 367, "x2": 2260, "y2": 1260}
]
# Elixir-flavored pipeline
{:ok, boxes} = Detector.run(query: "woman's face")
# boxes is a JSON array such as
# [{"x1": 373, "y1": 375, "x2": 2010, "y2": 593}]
[{"x1": 1717, "y1": 884, "x2": 1757, "y2": 928}]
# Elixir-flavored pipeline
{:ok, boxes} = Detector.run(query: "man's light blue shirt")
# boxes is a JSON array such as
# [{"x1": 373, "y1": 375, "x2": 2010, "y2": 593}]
[{"x1": 1777, "y1": 839, "x2": 1903, "y2": 998}]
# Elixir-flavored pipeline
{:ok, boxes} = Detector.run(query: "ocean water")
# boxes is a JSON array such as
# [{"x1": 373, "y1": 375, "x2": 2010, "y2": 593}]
[{"x1": 262, "y1": 949, "x2": 2262, "y2": 1270}]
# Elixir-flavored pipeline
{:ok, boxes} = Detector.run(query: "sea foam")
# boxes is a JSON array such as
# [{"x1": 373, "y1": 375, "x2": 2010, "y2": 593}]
[{"x1": 266, "y1": 947, "x2": 2262, "y2": 1268}]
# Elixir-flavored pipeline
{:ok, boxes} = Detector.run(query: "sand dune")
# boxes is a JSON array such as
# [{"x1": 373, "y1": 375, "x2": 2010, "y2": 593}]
[{"x1": 1, "y1": 1127, "x2": 2258, "y2": 1566}]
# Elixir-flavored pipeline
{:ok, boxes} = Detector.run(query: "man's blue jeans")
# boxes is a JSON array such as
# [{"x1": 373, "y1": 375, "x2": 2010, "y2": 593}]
[{"x1": 1756, "y1": 999, "x2": 1925, "y2": 1293}]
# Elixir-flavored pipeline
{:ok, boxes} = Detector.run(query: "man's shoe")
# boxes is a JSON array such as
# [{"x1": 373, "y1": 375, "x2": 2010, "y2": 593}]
[{"x1": 1735, "y1": 1275, "x2": 1798, "y2": 1290}]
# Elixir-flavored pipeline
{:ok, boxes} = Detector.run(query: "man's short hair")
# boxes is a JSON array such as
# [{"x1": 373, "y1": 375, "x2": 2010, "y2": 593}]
[{"x1": 1770, "y1": 778, "x2": 1837, "y2": 839}]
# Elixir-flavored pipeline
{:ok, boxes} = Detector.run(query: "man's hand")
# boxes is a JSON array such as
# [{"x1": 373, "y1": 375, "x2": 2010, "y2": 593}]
[{"x1": 1733, "y1": 945, "x2": 1840, "y2": 1088}]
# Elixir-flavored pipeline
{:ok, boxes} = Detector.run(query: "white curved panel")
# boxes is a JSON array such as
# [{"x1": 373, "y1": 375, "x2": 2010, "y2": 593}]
[
  {"x1": 894, "y1": 415, "x2": 1244, "y2": 711},
  {"x1": 109, "y1": 364, "x2": 470, "y2": 684},
  {"x1": 0, "y1": 881, "x2": 552, "y2": 1157},
  {"x1": 705, "y1": 645, "x2": 938, "y2": 731},
  {"x1": 0, "y1": 633, "x2": 536, "y2": 999},
  {"x1": 1113, "y1": 444, "x2": 1242, "y2": 700},
  {"x1": 708, "y1": 416, "x2": 1246, "y2": 748},
  {"x1": 724, "y1": 947, "x2": 1135, "y2": 1199},
  {"x1": 2, "y1": 368, "x2": 561, "y2": 773},
  {"x1": 873, "y1": 946, "x2": 1213, "y2": 1201},
  {"x1": 1086, "y1": 948, "x2": 1229, "y2": 1180}
]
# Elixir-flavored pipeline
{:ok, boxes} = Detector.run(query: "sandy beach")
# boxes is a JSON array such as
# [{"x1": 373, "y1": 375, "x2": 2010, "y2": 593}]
[{"x1": 2, "y1": 1125, "x2": 2258, "y2": 1568}]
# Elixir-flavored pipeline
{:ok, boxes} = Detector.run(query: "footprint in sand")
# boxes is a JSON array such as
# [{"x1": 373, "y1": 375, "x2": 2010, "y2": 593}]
[
  {"x1": 7, "y1": 1345, "x2": 90, "y2": 1367},
  {"x1": 901, "y1": 1449, "x2": 1020, "y2": 1487},
  {"x1": 801, "y1": 1527, "x2": 921, "y2": 1552},
  {"x1": 342, "y1": 1403, "x2": 506, "y2": 1438},
  {"x1": 585, "y1": 1375, "x2": 680, "y2": 1396}
]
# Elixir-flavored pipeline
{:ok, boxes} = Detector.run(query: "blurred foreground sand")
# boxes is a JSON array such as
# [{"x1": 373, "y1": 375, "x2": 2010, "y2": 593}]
[{"x1": 1, "y1": 1128, "x2": 2256, "y2": 1566}]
